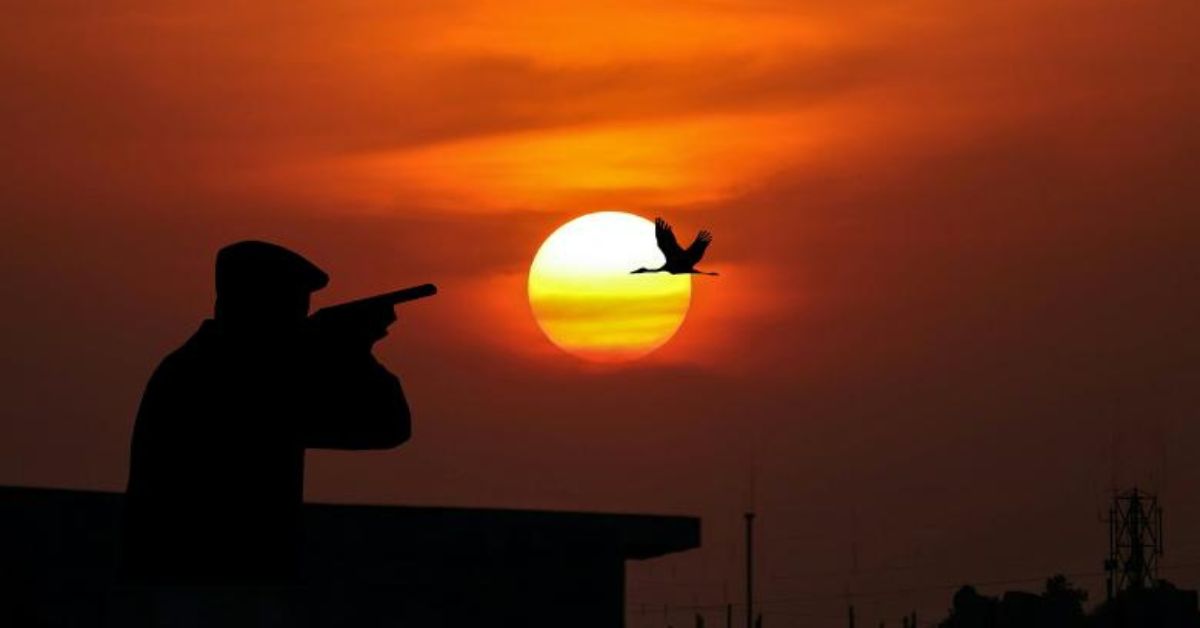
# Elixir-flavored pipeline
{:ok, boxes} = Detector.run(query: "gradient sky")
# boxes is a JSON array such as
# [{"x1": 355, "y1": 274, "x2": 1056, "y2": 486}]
[{"x1": 2, "y1": 1, "x2": 1199, "y2": 625}]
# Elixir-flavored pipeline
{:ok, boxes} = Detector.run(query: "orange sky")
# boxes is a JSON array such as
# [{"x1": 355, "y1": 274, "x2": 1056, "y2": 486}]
[{"x1": 2, "y1": 0, "x2": 1199, "y2": 624}]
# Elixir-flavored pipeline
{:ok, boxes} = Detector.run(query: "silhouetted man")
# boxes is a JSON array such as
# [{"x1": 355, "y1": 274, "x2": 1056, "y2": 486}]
[{"x1": 122, "y1": 241, "x2": 411, "y2": 585}]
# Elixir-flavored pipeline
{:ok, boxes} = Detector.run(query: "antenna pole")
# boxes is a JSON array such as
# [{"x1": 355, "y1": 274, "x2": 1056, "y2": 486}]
[{"x1": 745, "y1": 512, "x2": 755, "y2": 628}]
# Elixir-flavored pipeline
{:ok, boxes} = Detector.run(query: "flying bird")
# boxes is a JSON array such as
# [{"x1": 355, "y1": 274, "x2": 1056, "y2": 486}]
[{"x1": 631, "y1": 217, "x2": 718, "y2": 276}]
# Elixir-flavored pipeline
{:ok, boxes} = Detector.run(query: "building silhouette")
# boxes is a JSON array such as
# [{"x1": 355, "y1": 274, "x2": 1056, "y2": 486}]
[{"x1": 0, "y1": 485, "x2": 700, "y2": 627}]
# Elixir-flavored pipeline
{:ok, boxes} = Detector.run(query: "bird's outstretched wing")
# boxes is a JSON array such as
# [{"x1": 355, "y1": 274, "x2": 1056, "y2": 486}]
[
  {"x1": 655, "y1": 217, "x2": 685, "y2": 261},
  {"x1": 684, "y1": 230, "x2": 712, "y2": 266}
]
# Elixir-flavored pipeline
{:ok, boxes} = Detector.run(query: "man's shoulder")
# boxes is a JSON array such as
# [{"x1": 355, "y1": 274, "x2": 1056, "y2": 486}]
[{"x1": 151, "y1": 321, "x2": 220, "y2": 376}]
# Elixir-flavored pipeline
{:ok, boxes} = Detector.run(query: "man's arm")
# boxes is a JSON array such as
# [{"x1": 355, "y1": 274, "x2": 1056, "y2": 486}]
[{"x1": 302, "y1": 350, "x2": 411, "y2": 450}]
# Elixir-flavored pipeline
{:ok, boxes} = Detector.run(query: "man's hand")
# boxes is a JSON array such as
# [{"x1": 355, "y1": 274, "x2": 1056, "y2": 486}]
[{"x1": 308, "y1": 301, "x2": 397, "y2": 352}]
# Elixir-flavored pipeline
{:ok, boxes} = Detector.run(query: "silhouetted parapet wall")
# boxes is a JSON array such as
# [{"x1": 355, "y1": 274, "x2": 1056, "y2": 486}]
[{"x1": 0, "y1": 485, "x2": 700, "y2": 627}]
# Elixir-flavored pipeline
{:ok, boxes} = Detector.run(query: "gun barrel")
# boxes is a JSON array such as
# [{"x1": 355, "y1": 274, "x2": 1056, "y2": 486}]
[{"x1": 328, "y1": 283, "x2": 438, "y2": 310}]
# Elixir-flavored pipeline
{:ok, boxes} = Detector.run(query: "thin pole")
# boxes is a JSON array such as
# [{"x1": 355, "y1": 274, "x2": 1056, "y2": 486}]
[{"x1": 745, "y1": 512, "x2": 755, "y2": 628}]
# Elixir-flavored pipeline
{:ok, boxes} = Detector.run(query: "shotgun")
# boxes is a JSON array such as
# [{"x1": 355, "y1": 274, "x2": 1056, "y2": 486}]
[{"x1": 318, "y1": 283, "x2": 438, "y2": 314}]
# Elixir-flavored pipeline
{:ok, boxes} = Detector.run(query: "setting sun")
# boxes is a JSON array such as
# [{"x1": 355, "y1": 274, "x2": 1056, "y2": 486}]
[{"x1": 527, "y1": 212, "x2": 690, "y2": 362}]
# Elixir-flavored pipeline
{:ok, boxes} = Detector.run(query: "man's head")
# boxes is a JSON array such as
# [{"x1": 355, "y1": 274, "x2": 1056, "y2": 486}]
[{"x1": 214, "y1": 241, "x2": 327, "y2": 331}]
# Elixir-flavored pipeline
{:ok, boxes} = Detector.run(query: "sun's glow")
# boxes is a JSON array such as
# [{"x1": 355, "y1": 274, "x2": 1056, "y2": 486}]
[{"x1": 528, "y1": 212, "x2": 690, "y2": 362}]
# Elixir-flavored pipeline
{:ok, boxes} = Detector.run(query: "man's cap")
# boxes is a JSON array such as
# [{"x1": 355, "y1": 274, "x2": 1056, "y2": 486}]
[{"x1": 215, "y1": 241, "x2": 329, "y2": 297}]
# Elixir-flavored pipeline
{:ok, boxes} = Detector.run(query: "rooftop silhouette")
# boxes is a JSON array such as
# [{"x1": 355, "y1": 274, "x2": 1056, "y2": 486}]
[{"x1": 0, "y1": 485, "x2": 701, "y2": 627}]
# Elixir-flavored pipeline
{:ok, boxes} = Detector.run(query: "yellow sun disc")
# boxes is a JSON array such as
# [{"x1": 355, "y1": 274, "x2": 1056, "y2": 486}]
[{"x1": 528, "y1": 211, "x2": 691, "y2": 362}]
